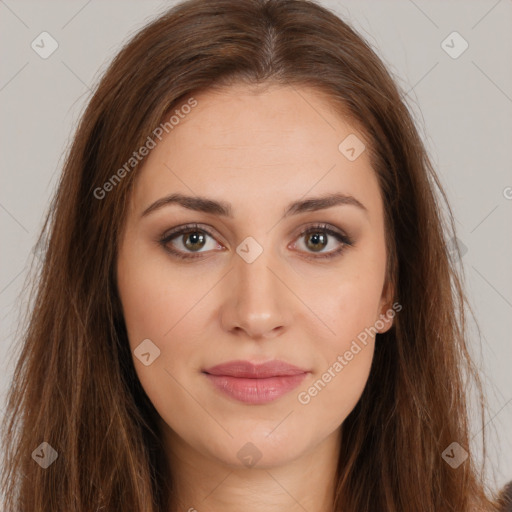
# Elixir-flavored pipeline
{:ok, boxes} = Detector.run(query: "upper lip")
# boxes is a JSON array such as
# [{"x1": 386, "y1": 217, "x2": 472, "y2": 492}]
[{"x1": 203, "y1": 360, "x2": 309, "y2": 378}]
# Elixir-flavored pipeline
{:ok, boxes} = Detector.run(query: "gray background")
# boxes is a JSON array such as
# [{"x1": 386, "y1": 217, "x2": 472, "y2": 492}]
[{"x1": 1, "y1": 0, "x2": 511, "y2": 493}]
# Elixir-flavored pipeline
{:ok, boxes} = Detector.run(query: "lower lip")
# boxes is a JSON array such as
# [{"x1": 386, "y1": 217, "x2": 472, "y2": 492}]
[{"x1": 204, "y1": 373, "x2": 308, "y2": 405}]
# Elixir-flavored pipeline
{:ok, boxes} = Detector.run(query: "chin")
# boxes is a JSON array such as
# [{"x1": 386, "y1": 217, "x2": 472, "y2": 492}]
[{"x1": 198, "y1": 420, "x2": 322, "y2": 470}]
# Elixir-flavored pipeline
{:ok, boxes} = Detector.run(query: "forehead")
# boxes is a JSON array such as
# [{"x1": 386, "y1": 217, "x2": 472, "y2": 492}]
[
  {"x1": 130, "y1": 83, "x2": 382, "y2": 219},
  {"x1": 165, "y1": 83, "x2": 360, "y2": 162}
]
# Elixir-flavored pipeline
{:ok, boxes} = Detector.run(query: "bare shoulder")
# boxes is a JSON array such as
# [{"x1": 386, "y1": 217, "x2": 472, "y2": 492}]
[{"x1": 498, "y1": 480, "x2": 512, "y2": 512}]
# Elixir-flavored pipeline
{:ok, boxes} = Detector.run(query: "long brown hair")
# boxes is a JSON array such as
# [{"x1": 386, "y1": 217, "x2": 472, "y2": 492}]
[{"x1": 1, "y1": 0, "x2": 505, "y2": 510}]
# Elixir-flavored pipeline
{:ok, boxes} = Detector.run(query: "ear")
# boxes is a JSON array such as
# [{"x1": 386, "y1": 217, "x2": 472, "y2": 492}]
[{"x1": 376, "y1": 278, "x2": 396, "y2": 334}]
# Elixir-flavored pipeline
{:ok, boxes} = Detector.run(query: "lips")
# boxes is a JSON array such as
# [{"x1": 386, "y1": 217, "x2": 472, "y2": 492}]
[
  {"x1": 203, "y1": 360, "x2": 310, "y2": 405},
  {"x1": 204, "y1": 360, "x2": 308, "y2": 378}
]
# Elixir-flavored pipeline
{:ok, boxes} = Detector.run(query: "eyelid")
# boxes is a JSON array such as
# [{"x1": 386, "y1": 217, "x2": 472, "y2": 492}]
[
  {"x1": 288, "y1": 223, "x2": 354, "y2": 260},
  {"x1": 158, "y1": 222, "x2": 354, "y2": 260},
  {"x1": 158, "y1": 223, "x2": 224, "y2": 260},
  {"x1": 160, "y1": 223, "x2": 223, "y2": 245}
]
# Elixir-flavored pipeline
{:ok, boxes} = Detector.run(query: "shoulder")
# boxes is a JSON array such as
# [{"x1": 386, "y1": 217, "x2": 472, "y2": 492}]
[{"x1": 498, "y1": 480, "x2": 512, "y2": 512}]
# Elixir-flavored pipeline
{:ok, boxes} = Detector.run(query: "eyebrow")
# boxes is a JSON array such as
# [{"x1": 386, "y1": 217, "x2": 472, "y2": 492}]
[{"x1": 141, "y1": 192, "x2": 368, "y2": 218}]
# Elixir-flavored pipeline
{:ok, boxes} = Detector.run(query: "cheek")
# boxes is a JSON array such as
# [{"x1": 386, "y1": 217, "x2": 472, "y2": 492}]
[
  {"x1": 116, "y1": 251, "x2": 209, "y2": 428},
  {"x1": 117, "y1": 240, "x2": 206, "y2": 348},
  {"x1": 297, "y1": 343, "x2": 374, "y2": 439},
  {"x1": 291, "y1": 263, "x2": 384, "y2": 423},
  {"x1": 295, "y1": 279, "x2": 379, "y2": 430},
  {"x1": 292, "y1": 258, "x2": 385, "y2": 353}
]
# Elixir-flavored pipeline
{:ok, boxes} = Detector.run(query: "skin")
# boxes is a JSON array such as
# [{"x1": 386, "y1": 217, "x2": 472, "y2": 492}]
[{"x1": 116, "y1": 83, "x2": 395, "y2": 512}]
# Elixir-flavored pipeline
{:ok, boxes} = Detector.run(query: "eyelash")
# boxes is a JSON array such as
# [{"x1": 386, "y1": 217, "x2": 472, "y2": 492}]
[{"x1": 158, "y1": 222, "x2": 354, "y2": 261}]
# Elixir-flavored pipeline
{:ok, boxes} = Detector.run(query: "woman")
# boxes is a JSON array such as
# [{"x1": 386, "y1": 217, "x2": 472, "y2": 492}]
[{"x1": 1, "y1": 0, "x2": 508, "y2": 510}]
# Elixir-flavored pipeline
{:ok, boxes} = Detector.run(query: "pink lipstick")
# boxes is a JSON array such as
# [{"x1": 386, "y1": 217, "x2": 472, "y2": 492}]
[{"x1": 203, "y1": 360, "x2": 309, "y2": 405}]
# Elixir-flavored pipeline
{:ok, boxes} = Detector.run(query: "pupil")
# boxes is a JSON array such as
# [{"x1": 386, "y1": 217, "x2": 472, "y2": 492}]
[
  {"x1": 184, "y1": 231, "x2": 205, "y2": 251},
  {"x1": 181, "y1": 231, "x2": 328, "y2": 253},
  {"x1": 307, "y1": 232, "x2": 327, "y2": 251}
]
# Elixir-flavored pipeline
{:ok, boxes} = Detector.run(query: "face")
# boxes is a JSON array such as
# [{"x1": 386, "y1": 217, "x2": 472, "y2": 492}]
[{"x1": 116, "y1": 83, "x2": 394, "y2": 469}]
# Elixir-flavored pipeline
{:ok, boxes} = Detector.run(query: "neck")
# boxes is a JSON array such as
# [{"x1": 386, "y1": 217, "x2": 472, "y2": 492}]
[{"x1": 160, "y1": 424, "x2": 341, "y2": 512}]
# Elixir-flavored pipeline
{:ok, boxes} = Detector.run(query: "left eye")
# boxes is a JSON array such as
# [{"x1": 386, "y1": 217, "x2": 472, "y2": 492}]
[
  {"x1": 159, "y1": 223, "x2": 353, "y2": 260},
  {"x1": 293, "y1": 226, "x2": 349, "y2": 256}
]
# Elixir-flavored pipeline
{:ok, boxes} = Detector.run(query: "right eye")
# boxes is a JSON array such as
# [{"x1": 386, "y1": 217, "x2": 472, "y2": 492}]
[{"x1": 159, "y1": 223, "x2": 224, "y2": 260}]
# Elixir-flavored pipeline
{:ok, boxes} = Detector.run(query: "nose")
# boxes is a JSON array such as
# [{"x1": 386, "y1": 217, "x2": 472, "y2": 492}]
[{"x1": 220, "y1": 246, "x2": 293, "y2": 340}]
